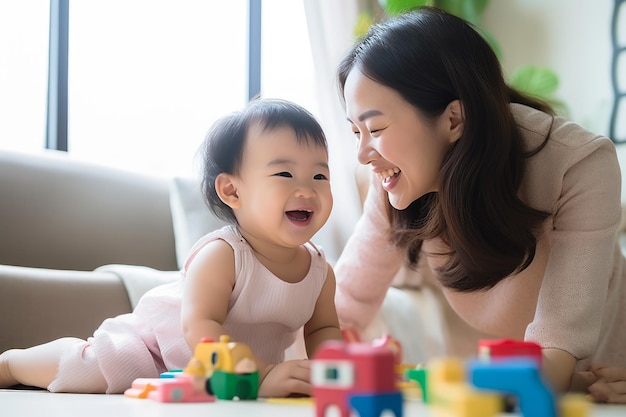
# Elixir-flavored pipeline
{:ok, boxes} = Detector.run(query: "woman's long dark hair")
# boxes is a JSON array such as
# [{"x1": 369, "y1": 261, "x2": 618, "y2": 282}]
[{"x1": 337, "y1": 7, "x2": 552, "y2": 292}]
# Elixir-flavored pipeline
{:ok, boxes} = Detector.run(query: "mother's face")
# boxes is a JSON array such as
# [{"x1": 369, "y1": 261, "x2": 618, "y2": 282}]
[{"x1": 343, "y1": 67, "x2": 462, "y2": 210}]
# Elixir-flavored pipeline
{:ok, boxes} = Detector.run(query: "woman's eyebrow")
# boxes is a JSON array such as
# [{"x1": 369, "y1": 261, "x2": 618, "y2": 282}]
[{"x1": 347, "y1": 109, "x2": 384, "y2": 123}]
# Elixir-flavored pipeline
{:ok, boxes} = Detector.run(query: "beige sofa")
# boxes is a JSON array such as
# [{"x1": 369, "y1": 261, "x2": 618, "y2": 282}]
[
  {"x1": 0, "y1": 148, "x2": 348, "y2": 358},
  {"x1": 0, "y1": 149, "x2": 182, "y2": 354}
]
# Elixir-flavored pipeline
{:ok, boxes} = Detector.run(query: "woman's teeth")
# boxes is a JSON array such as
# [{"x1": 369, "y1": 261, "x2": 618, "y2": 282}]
[{"x1": 377, "y1": 167, "x2": 400, "y2": 181}]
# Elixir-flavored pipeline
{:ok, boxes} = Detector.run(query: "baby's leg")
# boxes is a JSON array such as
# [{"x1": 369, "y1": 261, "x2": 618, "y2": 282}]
[{"x1": 0, "y1": 337, "x2": 84, "y2": 389}]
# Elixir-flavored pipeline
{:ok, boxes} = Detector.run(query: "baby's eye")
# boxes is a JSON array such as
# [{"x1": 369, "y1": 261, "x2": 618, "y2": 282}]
[
  {"x1": 274, "y1": 172, "x2": 293, "y2": 178},
  {"x1": 352, "y1": 131, "x2": 361, "y2": 139},
  {"x1": 314, "y1": 173, "x2": 329, "y2": 180}
]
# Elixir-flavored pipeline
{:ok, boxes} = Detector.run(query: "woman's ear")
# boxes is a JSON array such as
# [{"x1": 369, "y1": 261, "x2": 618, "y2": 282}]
[
  {"x1": 215, "y1": 173, "x2": 241, "y2": 209},
  {"x1": 446, "y1": 99, "x2": 465, "y2": 143}
]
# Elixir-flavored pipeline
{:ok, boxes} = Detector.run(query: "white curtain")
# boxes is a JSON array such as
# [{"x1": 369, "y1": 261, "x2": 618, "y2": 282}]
[{"x1": 302, "y1": 0, "x2": 363, "y2": 264}]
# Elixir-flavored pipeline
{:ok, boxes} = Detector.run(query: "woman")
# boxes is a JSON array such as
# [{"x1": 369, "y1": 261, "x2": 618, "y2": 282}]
[{"x1": 334, "y1": 6, "x2": 626, "y2": 403}]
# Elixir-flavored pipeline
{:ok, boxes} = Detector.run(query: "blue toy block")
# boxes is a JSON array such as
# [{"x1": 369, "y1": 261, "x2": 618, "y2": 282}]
[
  {"x1": 349, "y1": 391, "x2": 403, "y2": 417},
  {"x1": 160, "y1": 369, "x2": 183, "y2": 378},
  {"x1": 468, "y1": 358, "x2": 557, "y2": 417}
]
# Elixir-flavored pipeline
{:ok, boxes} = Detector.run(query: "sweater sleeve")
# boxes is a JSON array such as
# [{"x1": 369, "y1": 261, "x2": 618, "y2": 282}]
[
  {"x1": 525, "y1": 136, "x2": 622, "y2": 360},
  {"x1": 334, "y1": 174, "x2": 407, "y2": 332}
]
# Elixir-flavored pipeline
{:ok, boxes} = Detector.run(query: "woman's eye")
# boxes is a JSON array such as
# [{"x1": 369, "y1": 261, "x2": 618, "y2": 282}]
[
  {"x1": 352, "y1": 131, "x2": 361, "y2": 138},
  {"x1": 314, "y1": 173, "x2": 328, "y2": 180},
  {"x1": 275, "y1": 172, "x2": 292, "y2": 178}
]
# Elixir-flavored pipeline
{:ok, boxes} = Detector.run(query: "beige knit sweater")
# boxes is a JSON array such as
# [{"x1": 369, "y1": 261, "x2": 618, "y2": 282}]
[{"x1": 335, "y1": 104, "x2": 626, "y2": 370}]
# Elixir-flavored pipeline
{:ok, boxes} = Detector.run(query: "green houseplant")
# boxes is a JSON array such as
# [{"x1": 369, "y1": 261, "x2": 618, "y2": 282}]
[{"x1": 356, "y1": 0, "x2": 567, "y2": 114}]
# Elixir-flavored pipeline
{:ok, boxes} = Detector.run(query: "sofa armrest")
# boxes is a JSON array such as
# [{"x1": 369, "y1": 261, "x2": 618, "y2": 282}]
[
  {"x1": 95, "y1": 265, "x2": 180, "y2": 309},
  {"x1": 0, "y1": 265, "x2": 132, "y2": 353}
]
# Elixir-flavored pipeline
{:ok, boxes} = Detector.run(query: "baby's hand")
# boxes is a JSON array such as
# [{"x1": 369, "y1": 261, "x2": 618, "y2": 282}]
[
  {"x1": 258, "y1": 359, "x2": 311, "y2": 398},
  {"x1": 586, "y1": 365, "x2": 626, "y2": 403}
]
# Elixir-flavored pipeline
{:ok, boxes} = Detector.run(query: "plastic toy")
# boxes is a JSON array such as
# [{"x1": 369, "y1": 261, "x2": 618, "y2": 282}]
[
  {"x1": 312, "y1": 340, "x2": 403, "y2": 417},
  {"x1": 187, "y1": 335, "x2": 259, "y2": 400},
  {"x1": 405, "y1": 366, "x2": 428, "y2": 402},
  {"x1": 469, "y1": 357, "x2": 556, "y2": 417},
  {"x1": 124, "y1": 378, "x2": 162, "y2": 399},
  {"x1": 124, "y1": 374, "x2": 215, "y2": 403},
  {"x1": 427, "y1": 357, "x2": 502, "y2": 417},
  {"x1": 560, "y1": 394, "x2": 591, "y2": 417},
  {"x1": 149, "y1": 374, "x2": 216, "y2": 403},
  {"x1": 160, "y1": 369, "x2": 183, "y2": 378},
  {"x1": 478, "y1": 339, "x2": 542, "y2": 365}
]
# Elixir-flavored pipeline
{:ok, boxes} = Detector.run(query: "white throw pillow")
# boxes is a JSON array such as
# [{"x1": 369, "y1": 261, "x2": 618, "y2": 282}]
[{"x1": 169, "y1": 177, "x2": 227, "y2": 269}]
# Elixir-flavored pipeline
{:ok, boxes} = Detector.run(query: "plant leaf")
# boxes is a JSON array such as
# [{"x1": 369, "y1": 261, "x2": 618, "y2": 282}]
[
  {"x1": 354, "y1": 12, "x2": 375, "y2": 39},
  {"x1": 434, "y1": 0, "x2": 490, "y2": 24},
  {"x1": 378, "y1": 0, "x2": 430, "y2": 16},
  {"x1": 509, "y1": 65, "x2": 559, "y2": 97}
]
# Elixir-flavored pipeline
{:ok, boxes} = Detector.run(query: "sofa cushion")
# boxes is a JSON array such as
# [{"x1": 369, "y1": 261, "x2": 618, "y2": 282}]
[
  {"x1": 0, "y1": 149, "x2": 178, "y2": 271},
  {"x1": 169, "y1": 177, "x2": 227, "y2": 269}
]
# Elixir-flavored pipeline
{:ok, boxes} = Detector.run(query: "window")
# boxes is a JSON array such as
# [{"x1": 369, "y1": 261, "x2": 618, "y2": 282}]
[
  {"x1": 1, "y1": 1, "x2": 317, "y2": 179},
  {"x1": 0, "y1": 2, "x2": 50, "y2": 152},
  {"x1": 67, "y1": 1, "x2": 248, "y2": 177}
]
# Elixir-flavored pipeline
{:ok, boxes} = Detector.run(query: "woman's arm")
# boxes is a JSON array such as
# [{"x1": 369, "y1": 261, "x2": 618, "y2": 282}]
[
  {"x1": 542, "y1": 348, "x2": 577, "y2": 393},
  {"x1": 334, "y1": 175, "x2": 407, "y2": 332},
  {"x1": 526, "y1": 136, "x2": 622, "y2": 381}
]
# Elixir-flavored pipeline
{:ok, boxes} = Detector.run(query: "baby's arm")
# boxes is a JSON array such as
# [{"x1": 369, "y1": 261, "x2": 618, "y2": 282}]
[
  {"x1": 254, "y1": 263, "x2": 342, "y2": 398},
  {"x1": 181, "y1": 239, "x2": 313, "y2": 398},
  {"x1": 303, "y1": 264, "x2": 344, "y2": 358},
  {"x1": 180, "y1": 239, "x2": 236, "y2": 349}
]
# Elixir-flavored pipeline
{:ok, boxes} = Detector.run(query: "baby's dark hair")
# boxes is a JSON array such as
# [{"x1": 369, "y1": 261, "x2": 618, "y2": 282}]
[{"x1": 199, "y1": 98, "x2": 327, "y2": 224}]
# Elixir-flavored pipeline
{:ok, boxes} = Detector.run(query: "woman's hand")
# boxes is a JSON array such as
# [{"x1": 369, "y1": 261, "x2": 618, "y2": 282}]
[
  {"x1": 258, "y1": 360, "x2": 312, "y2": 398},
  {"x1": 586, "y1": 365, "x2": 626, "y2": 403}
]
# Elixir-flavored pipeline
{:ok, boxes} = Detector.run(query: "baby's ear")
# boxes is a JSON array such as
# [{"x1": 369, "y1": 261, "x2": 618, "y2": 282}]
[{"x1": 215, "y1": 173, "x2": 241, "y2": 209}]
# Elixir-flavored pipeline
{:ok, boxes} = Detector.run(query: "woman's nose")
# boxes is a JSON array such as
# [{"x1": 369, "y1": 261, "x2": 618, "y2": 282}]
[{"x1": 357, "y1": 134, "x2": 377, "y2": 165}]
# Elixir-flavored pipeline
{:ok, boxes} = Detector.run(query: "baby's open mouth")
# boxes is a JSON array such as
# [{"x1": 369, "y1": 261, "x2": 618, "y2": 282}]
[{"x1": 286, "y1": 210, "x2": 312, "y2": 222}]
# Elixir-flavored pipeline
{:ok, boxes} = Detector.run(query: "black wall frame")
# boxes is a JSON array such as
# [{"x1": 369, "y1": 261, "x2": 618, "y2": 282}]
[
  {"x1": 46, "y1": 0, "x2": 69, "y2": 151},
  {"x1": 610, "y1": 0, "x2": 625, "y2": 143},
  {"x1": 45, "y1": 0, "x2": 262, "y2": 151}
]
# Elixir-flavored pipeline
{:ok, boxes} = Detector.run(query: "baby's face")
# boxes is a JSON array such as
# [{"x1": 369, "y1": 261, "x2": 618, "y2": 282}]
[{"x1": 233, "y1": 123, "x2": 332, "y2": 248}]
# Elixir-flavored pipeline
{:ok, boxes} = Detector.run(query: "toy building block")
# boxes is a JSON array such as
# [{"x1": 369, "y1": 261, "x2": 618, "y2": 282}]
[
  {"x1": 427, "y1": 358, "x2": 501, "y2": 417},
  {"x1": 469, "y1": 358, "x2": 556, "y2": 417},
  {"x1": 350, "y1": 391, "x2": 403, "y2": 417},
  {"x1": 124, "y1": 378, "x2": 163, "y2": 398},
  {"x1": 312, "y1": 340, "x2": 403, "y2": 417},
  {"x1": 478, "y1": 339, "x2": 542, "y2": 365},
  {"x1": 396, "y1": 379, "x2": 421, "y2": 399},
  {"x1": 371, "y1": 333, "x2": 403, "y2": 365},
  {"x1": 265, "y1": 397, "x2": 314, "y2": 405},
  {"x1": 187, "y1": 335, "x2": 259, "y2": 400},
  {"x1": 147, "y1": 374, "x2": 215, "y2": 403},
  {"x1": 160, "y1": 369, "x2": 183, "y2": 378},
  {"x1": 405, "y1": 366, "x2": 428, "y2": 402},
  {"x1": 559, "y1": 394, "x2": 591, "y2": 417}
]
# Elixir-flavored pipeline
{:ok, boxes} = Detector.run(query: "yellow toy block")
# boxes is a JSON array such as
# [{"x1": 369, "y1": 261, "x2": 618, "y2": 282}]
[
  {"x1": 560, "y1": 393, "x2": 591, "y2": 417},
  {"x1": 428, "y1": 358, "x2": 502, "y2": 417}
]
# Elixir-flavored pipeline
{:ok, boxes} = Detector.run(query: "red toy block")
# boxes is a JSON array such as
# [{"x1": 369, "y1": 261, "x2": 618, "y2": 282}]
[
  {"x1": 478, "y1": 339, "x2": 542, "y2": 365},
  {"x1": 312, "y1": 340, "x2": 402, "y2": 417}
]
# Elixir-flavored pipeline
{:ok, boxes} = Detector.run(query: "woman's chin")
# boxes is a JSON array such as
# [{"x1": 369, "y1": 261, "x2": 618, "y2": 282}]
[{"x1": 388, "y1": 195, "x2": 411, "y2": 211}]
